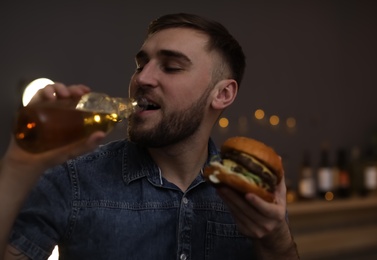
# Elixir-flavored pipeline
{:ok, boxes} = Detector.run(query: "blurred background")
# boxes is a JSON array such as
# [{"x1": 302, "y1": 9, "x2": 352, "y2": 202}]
[{"x1": 1, "y1": 1, "x2": 377, "y2": 259}]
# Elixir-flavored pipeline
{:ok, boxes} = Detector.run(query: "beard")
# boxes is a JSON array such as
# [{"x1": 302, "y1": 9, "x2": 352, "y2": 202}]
[{"x1": 127, "y1": 88, "x2": 211, "y2": 148}]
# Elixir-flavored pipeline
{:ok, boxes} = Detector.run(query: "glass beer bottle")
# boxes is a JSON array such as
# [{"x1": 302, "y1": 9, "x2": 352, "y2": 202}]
[
  {"x1": 298, "y1": 151, "x2": 316, "y2": 200},
  {"x1": 13, "y1": 92, "x2": 145, "y2": 153},
  {"x1": 317, "y1": 147, "x2": 334, "y2": 200}
]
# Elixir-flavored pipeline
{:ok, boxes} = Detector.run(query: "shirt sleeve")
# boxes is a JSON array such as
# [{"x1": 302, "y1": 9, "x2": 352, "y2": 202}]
[{"x1": 8, "y1": 163, "x2": 73, "y2": 260}]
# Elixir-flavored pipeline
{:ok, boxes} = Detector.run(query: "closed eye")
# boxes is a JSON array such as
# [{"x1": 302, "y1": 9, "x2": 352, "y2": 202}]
[{"x1": 163, "y1": 67, "x2": 183, "y2": 73}]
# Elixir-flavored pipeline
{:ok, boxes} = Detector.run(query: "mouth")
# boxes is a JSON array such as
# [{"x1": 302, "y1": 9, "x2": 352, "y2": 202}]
[
  {"x1": 145, "y1": 101, "x2": 160, "y2": 111},
  {"x1": 137, "y1": 97, "x2": 161, "y2": 111}
]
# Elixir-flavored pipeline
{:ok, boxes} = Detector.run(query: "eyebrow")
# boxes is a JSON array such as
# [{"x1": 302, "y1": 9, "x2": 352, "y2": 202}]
[{"x1": 135, "y1": 49, "x2": 192, "y2": 65}]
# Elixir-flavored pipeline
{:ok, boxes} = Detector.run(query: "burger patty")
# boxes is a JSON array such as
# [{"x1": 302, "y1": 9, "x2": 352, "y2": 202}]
[{"x1": 223, "y1": 151, "x2": 277, "y2": 192}]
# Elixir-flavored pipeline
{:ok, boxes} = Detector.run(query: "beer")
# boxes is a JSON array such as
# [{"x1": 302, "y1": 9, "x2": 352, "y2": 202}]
[{"x1": 13, "y1": 93, "x2": 144, "y2": 153}]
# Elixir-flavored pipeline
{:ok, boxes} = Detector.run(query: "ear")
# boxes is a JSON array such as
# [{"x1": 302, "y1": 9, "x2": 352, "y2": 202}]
[{"x1": 211, "y1": 79, "x2": 238, "y2": 110}]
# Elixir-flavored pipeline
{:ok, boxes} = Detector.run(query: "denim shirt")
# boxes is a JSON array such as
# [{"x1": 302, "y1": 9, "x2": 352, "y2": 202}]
[{"x1": 9, "y1": 139, "x2": 255, "y2": 260}]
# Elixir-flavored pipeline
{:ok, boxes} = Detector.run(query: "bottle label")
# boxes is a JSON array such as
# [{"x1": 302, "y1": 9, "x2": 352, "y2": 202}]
[
  {"x1": 318, "y1": 168, "x2": 333, "y2": 191},
  {"x1": 298, "y1": 178, "x2": 316, "y2": 198},
  {"x1": 339, "y1": 170, "x2": 350, "y2": 188},
  {"x1": 364, "y1": 166, "x2": 377, "y2": 190}
]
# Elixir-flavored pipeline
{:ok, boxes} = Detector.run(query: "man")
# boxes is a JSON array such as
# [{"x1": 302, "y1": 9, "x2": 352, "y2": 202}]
[{"x1": 0, "y1": 13, "x2": 299, "y2": 259}]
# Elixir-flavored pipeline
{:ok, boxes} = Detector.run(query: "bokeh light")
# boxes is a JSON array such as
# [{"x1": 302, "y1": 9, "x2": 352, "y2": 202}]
[
  {"x1": 269, "y1": 115, "x2": 280, "y2": 126},
  {"x1": 218, "y1": 117, "x2": 229, "y2": 128}
]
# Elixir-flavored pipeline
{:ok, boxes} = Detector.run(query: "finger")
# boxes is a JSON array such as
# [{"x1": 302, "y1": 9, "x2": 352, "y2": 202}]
[
  {"x1": 47, "y1": 82, "x2": 70, "y2": 98},
  {"x1": 217, "y1": 187, "x2": 267, "y2": 237},
  {"x1": 29, "y1": 82, "x2": 69, "y2": 104},
  {"x1": 232, "y1": 192, "x2": 285, "y2": 238},
  {"x1": 28, "y1": 83, "x2": 91, "y2": 105},
  {"x1": 52, "y1": 83, "x2": 91, "y2": 98},
  {"x1": 57, "y1": 131, "x2": 105, "y2": 161},
  {"x1": 244, "y1": 192, "x2": 285, "y2": 220},
  {"x1": 29, "y1": 84, "x2": 61, "y2": 104},
  {"x1": 217, "y1": 187, "x2": 263, "y2": 224},
  {"x1": 274, "y1": 176, "x2": 287, "y2": 205},
  {"x1": 33, "y1": 131, "x2": 105, "y2": 169},
  {"x1": 4, "y1": 131, "x2": 106, "y2": 184},
  {"x1": 218, "y1": 186, "x2": 286, "y2": 231},
  {"x1": 68, "y1": 84, "x2": 91, "y2": 97},
  {"x1": 218, "y1": 186, "x2": 277, "y2": 219},
  {"x1": 77, "y1": 131, "x2": 106, "y2": 153}
]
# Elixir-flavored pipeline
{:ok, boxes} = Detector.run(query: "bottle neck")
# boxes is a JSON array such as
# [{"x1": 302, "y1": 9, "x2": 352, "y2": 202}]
[
  {"x1": 113, "y1": 97, "x2": 139, "y2": 120},
  {"x1": 75, "y1": 92, "x2": 140, "y2": 120}
]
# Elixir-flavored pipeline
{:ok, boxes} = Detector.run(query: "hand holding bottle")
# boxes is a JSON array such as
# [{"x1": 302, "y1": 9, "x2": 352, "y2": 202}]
[
  {"x1": 24, "y1": 82, "x2": 91, "y2": 107},
  {"x1": 1, "y1": 84, "x2": 105, "y2": 212},
  {"x1": 13, "y1": 83, "x2": 142, "y2": 153},
  {"x1": 0, "y1": 84, "x2": 107, "y2": 253},
  {"x1": 8, "y1": 83, "x2": 107, "y2": 169}
]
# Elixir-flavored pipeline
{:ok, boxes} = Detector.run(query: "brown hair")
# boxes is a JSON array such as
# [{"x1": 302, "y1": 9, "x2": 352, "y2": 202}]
[{"x1": 147, "y1": 13, "x2": 246, "y2": 88}]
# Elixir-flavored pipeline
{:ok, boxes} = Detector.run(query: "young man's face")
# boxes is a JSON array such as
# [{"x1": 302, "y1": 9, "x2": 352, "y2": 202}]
[{"x1": 127, "y1": 28, "x2": 219, "y2": 147}]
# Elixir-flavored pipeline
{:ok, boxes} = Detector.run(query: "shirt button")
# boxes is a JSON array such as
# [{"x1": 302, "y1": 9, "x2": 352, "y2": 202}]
[
  {"x1": 182, "y1": 197, "x2": 189, "y2": 204},
  {"x1": 180, "y1": 253, "x2": 187, "y2": 260}
]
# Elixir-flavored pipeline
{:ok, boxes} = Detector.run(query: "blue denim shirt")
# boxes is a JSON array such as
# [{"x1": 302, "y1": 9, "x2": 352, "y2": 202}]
[{"x1": 9, "y1": 139, "x2": 255, "y2": 260}]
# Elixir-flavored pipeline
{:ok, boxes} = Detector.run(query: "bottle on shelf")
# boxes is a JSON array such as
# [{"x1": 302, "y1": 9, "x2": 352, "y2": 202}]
[
  {"x1": 13, "y1": 92, "x2": 146, "y2": 153},
  {"x1": 317, "y1": 146, "x2": 335, "y2": 201},
  {"x1": 360, "y1": 147, "x2": 377, "y2": 197},
  {"x1": 349, "y1": 146, "x2": 363, "y2": 197},
  {"x1": 335, "y1": 148, "x2": 351, "y2": 198},
  {"x1": 297, "y1": 151, "x2": 316, "y2": 201}
]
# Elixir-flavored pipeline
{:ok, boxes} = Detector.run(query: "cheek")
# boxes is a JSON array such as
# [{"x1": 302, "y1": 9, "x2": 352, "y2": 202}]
[
  {"x1": 168, "y1": 90, "x2": 204, "y2": 111},
  {"x1": 172, "y1": 79, "x2": 211, "y2": 107}
]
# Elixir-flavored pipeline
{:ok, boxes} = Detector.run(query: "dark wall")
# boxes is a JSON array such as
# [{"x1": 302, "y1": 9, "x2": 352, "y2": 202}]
[{"x1": 1, "y1": 0, "x2": 376, "y2": 185}]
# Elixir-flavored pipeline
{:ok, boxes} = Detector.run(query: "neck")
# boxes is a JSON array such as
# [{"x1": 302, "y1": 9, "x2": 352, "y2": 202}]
[{"x1": 148, "y1": 136, "x2": 209, "y2": 192}]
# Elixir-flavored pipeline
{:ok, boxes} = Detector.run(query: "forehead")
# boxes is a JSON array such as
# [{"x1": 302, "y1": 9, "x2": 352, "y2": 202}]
[{"x1": 140, "y1": 28, "x2": 211, "y2": 58}]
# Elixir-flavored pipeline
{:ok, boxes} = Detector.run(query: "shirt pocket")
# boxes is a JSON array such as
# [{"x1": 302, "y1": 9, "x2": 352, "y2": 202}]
[{"x1": 205, "y1": 221, "x2": 254, "y2": 260}]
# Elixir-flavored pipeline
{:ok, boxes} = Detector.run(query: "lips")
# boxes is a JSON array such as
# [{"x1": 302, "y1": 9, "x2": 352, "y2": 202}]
[{"x1": 136, "y1": 97, "x2": 161, "y2": 111}]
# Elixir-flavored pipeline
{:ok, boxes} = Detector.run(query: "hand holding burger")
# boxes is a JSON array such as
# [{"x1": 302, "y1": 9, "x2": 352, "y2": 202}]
[{"x1": 204, "y1": 136, "x2": 283, "y2": 203}]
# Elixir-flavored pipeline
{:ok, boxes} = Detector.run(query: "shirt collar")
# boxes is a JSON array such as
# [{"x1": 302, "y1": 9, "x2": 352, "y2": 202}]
[{"x1": 121, "y1": 138, "x2": 220, "y2": 185}]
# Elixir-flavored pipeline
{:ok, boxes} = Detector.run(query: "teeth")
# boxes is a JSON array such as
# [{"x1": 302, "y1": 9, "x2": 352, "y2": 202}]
[
  {"x1": 146, "y1": 103, "x2": 160, "y2": 110},
  {"x1": 136, "y1": 97, "x2": 160, "y2": 110},
  {"x1": 137, "y1": 98, "x2": 148, "y2": 109}
]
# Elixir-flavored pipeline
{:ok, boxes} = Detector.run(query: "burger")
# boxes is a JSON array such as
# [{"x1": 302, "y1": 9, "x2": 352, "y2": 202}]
[{"x1": 204, "y1": 136, "x2": 283, "y2": 202}]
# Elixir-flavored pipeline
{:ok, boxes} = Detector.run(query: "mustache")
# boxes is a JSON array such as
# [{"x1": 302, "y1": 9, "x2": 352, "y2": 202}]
[
  {"x1": 133, "y1": 88, "x2": 150, "y2": 99},
  {"x1": 132, "y1": 88, "x2": 161, "y2": 110},
  {"x1": 133, "y1": 88, "x2": 160, "y2": 102}
]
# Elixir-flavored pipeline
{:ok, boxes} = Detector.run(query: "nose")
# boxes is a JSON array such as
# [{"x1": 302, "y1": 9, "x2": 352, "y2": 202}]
[{"x1": 133, "y1": 62, "x2": 159, "y2": 88}]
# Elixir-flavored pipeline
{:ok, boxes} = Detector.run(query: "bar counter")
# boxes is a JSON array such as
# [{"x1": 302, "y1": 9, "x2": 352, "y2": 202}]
[{"x1": 287, "y1": 195, "x2": 377, "y2": 260}]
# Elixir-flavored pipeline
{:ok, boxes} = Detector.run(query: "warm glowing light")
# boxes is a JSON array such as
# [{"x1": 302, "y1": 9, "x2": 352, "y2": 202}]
[
  {"x1": 325, "y1": 191, "x2": 334, "y2": 201},
  {"x1": 94, "y1": 115, "x2": 101, "y2": 123},
  {"x1": 110, "y1": 113, "x2": 118, "y2": 121},
  {"x1": 254, "y1": 109, "x2": 265, "y2": 120},
  {"x1": 286, "y1": 192, "x2": 296, "y2": 204},
  {"x1": 22, "y1": 78, "x2": 54, "y2": 106},
  {"x1": 26, "y1": 122, "x2": 36, "y2": 129},
  {"x1": 286, "y1": 117, "x2": 296, "y2": 128},
  {"x1": 16, "y1": 133, "x2": 25, "y2": 139},
  {"x1": 269, "y1": 115, "x2": 280, "y2": 126},
  {"x1": 219, "y1": 117, "x2": 229, "y2": 128}
]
